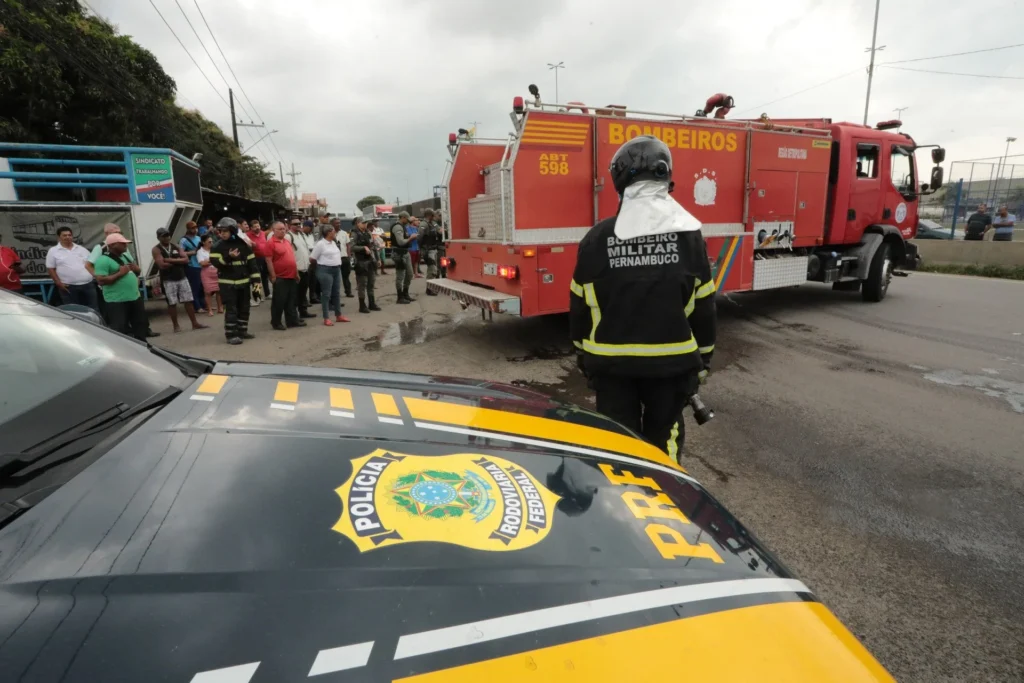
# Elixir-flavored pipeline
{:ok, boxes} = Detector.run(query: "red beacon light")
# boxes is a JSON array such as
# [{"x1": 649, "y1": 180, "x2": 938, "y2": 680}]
[
  {"x1": 448, "y1": 133, "x2": 457, "y2": 144},
  {"x1": 513, "y1": 96, "x2": 525, "y2": 115}
]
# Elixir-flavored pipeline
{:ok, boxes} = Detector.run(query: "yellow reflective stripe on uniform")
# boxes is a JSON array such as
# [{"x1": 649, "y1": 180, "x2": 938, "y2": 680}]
[
  {"x1": 699, "y1": 344, "x2": 715, "y2": 355},
  {"x1": 581, "y1": 336, "x2": 698, "y2": 357},
  {"x1": 218, "y1": 278, "x2": 252, "y2": 285},
  {"x1": 209, "y1": 252, "x2": 224, "y2": 261},
  {"x1": 685, "y1": 289, "x2": 696, "y2": 317},
  {"x1": 246, "y1": 253, "x2": 255, "y2": 260},
  {"x1": 666, "y1": 421, "x2": 680, "y2": 462},
  {"x1": 572, "y1": 340, "x2": 583, "y2": 350},
  {"x1": 569, "y1": 279, "x2": 585, "y2": 297},
  {"x1": 695, "y1": 279, "x2": 717, "y2": 299},
  {"x1": 583, "y1": 283, "x2": 601, "y2": 343}
]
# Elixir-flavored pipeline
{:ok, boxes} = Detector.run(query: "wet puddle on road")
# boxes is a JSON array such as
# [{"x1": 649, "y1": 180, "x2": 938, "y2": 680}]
[
  {"x1": 922, "y1": 368, "x2": 1024, "y2": 414},
  {"x1": 362, "y1": 311, "x2": 475, "y2": 351}
]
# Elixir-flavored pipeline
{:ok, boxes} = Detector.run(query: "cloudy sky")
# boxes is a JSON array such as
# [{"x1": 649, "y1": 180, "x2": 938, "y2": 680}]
[{"x1": 88, "y1": 0, "x2": 1023, "y2": 214}]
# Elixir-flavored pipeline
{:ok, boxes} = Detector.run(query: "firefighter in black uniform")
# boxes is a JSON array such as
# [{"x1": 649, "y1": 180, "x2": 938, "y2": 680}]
[
  {"x1": 209, "y1": 217, "x2": 261, "y2": 345},
  {"x1": 570, "y1": 135, "x2": 716, "y2": 461}
]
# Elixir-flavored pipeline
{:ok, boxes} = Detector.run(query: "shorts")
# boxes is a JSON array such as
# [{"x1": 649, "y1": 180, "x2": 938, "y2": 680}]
[{"x1": 163, "y1": 278, "x2": 194, "y2": 305}]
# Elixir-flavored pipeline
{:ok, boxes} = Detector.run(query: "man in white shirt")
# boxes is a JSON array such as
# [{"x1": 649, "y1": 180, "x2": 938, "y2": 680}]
[
  {"x1": 287, "y1": 218, "x2": 316, "y2": 318},
  {"x1": 45, "y1": 226, "x2": 99, "y2": 311}
]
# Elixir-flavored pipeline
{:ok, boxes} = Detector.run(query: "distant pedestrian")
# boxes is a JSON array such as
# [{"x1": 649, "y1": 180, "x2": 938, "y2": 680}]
[
  {"x1": 93, "y1": 233, "x2": 147, "y2": 341},
  {"x1": 152, "y1": 228, "x2": 207, "y2": 333},
  {"x1": 964, "y1": 204, "x2": 992, "y2": 241},
  {"x1": 370, "y1": 220, "x2": 387, "y2": 274},
  {"x1": 45, "y1": 227, "x2": 98, "y2": 311},
  {"x1": 197, "y1": 234, "x2": 223, "y2": 316},
  {"x1": 288, "y1": 218, "x2": 316, "y2": 318},
  {"x1": 992, "y1": 205, "x2": 1016, "y2": 242},
  {"x1": 201, "y1": 218, "x2": 214, "y2": 236},
  {"x1": 390, "y1": 212, "x2": 417, "y2": 303},
  {"x1": 351, "y1": 217, "x2": 381, "y2": 313},
  {"x1": 210, "y1": 217, "x2": 259, "y2": 345},
  {"x1": 246, "y1": 220, "x2": 270, "y2": 304},
  {"x1": 180, "y1": 221, "x2": 207, "y2": 313},
  {"x1": 0, "y1": 233, "x2": 24, "y2": 293},
  {"x1": 332, "y1": 217, "x2": 354, "y2": 298},
  {"x1": 309, "y1": 223, "x2": 349, "y2": 325},
  {"x1": 408, "y1": 216, "x2": 423, "y2": 278},
  {"x1": 265, "y1": 220, "x2": 306, "y2": 331},
  {"x1": 420, "y1": 209, "x2": 444, "y2": 290}
]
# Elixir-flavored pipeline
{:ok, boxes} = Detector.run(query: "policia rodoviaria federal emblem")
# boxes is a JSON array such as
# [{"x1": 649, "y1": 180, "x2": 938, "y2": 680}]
[{"x1": 333, "y1": 450, "x2": 560, "y2": 552}]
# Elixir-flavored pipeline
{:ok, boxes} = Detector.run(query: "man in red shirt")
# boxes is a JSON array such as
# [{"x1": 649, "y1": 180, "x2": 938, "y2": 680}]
[
  {"x1": 265, "y1": 220, "x2": 306, "y2": 330},
  {"x1": 245, "y1": 219, "x2": 270, "y2": 303},
  {"x1": 0, "y1": 234, "x2": 24, "y2": 293}
]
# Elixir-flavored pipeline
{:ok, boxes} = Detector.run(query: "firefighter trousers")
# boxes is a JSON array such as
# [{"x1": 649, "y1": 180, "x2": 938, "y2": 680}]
[
  {"x1": 221, "y1": 283, "x2": 251, "y2": 341},
  {"x1": 592, "y1": 374, "x2": 695, "y2": 462}
]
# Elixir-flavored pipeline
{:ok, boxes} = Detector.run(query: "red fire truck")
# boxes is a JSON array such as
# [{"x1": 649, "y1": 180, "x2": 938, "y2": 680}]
[{"x1": 428, "y1": 90, "x2": 945, "y2": 318}]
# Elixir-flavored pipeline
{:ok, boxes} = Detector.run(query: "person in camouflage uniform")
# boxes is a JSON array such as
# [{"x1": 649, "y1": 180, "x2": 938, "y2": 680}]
[
  {"x1": 420, "y1": 209, "x2": 444, "y2": 292},
  {"x1": 351, "y1": 217, "x2": 381, "y2": 313}
]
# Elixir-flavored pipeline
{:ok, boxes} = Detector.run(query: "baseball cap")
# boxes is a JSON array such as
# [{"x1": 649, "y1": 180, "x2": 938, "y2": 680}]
[
  {"x1": 303, "y1": 219, "x2": 314, "y2": 227},
  {"x1": 105, "y1": 233, "x2": 132, "y2": 245},
  {"x1": 156, "y1": 228, "x2": 170, "y2": 238}
]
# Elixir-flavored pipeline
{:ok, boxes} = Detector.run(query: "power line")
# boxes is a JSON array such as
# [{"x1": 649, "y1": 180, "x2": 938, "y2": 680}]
[
  {"x1": 736, "y1": 69, "x2": 862, "y2": 115},
  {"x1": 879, "y1": 42, "x2": 1024, "y2": 66},
  {"x1": 171, "y1": 0, "x2": 254, "y2": 120},
  {"x1": 147, "y1": 0, "x2": 229, "y2": 106},
  {"x1": 192, "y1": 0, "x2": 284, "y2": 164},
  {"x1": 879, "y1": 65, "x2": 1024, "y2": 80}
]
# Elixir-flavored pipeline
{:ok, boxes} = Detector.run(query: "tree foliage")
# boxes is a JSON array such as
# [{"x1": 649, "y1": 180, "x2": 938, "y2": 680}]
[
  {"x1": 357, "y1": 195, "x2": 386, "y2": 210},
  {"x1": 0, "y1": 0, "x2": 287, "y2": 204}
]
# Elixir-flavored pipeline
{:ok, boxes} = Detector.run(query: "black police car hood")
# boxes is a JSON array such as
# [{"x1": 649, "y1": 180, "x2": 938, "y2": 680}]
[{"x1": 0, "y1": 364, "x2": 894, "y2": 682}]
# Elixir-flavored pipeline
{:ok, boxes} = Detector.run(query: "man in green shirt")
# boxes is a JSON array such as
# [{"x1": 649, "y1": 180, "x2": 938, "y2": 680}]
[{"x1": 93, "y1": 233, "x2": 147, "y2": 341}]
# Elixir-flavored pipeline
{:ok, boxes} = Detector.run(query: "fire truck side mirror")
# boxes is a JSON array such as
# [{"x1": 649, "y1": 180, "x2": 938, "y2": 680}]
[
  {"x1": 931, "y1": 147, "x2": 946, "y2": 164},
  {"x1": 930, "y1": 166, "x2": 944, "y2": 190}
]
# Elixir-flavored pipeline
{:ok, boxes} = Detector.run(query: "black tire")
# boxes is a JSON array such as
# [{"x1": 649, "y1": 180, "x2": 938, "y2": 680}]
[{"x1": 862, "y1": 242, "x2": 892, "y2": 302}]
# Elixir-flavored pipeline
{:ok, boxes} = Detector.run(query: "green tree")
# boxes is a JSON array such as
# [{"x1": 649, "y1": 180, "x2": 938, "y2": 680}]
[
  {"x1": 357, "y1": 195, "x2": 386, "y2": 210},
  {"x1": 0, "y1": 0, "x2": 286, "y2": 201}
]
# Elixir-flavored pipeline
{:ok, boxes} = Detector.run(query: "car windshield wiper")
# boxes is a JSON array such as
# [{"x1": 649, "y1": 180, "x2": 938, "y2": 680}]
[
  {"x1": 147, "y1": 343, "x2": 215, "y2": 378},
  {"x1": 0, "y1": 386, "x2": 183, "y2": 482}
]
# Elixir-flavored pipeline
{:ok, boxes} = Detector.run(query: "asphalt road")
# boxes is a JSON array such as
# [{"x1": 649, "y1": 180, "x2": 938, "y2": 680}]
[{"x1": 155, "y1": 271, "x2": 1024, "y2": 682}]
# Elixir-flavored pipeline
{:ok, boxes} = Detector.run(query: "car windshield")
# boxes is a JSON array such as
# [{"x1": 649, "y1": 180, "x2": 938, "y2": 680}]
[{"x1": 0, "y1": 293, "x2": 190, "y2": 449}]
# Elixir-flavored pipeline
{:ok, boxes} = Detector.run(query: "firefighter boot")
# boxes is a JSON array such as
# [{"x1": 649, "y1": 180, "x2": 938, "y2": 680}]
[
  {"x1": 403, "y1": 287, "x2": 416, "y2": 302},
  {"x1": 359, "y1": 296, "x2": 370, "y2": 314},
  {"x1": 368, "y1": 293, "x2": 381, "y2": 311}
]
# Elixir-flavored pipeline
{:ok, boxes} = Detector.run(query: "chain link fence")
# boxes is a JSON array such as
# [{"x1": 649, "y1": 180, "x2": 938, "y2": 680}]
[{"x1": 933, "y1": 156, "x2": 1024, "y2": 238}]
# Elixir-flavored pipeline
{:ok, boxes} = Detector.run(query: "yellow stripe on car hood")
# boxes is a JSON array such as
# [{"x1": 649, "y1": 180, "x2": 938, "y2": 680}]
[{"x1": 396, "y1": 601, "x2": 894, "y2": 683}]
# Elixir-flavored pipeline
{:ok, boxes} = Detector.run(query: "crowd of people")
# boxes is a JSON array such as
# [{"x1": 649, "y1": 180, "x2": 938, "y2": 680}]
[{"x1": 0, "y1": 209, "x2": 445, "y2": 345}]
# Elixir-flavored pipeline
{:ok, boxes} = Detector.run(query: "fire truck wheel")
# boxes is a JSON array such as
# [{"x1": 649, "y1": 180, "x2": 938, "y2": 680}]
[{"x1": 862, "y1": 242, "x2": 893, "y2": 302}]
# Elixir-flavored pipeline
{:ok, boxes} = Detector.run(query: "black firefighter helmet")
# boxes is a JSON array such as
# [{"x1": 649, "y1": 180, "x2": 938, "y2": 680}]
[
  {"x1": 609, "y1": 135, "x2": 673, "y2": 195},
  {"x1": 216, "y1": 216, "x2": 239, "y2": 234}
]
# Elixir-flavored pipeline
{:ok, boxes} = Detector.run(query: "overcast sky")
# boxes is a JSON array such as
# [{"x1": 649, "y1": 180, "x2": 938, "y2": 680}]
[{"x1": 89, "y1": 0, "x2": 1023, "y2": 214}]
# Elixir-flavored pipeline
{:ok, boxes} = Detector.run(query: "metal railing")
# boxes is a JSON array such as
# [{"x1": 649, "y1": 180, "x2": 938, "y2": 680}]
[{"x1": 941, "y1": 157, "x2": 1024, "y2": 235}]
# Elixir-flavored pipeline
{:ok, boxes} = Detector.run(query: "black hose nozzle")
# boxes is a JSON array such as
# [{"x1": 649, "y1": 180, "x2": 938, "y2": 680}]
[{"x1": 689, "y1": 394, "x2": 714, "y2": 425}]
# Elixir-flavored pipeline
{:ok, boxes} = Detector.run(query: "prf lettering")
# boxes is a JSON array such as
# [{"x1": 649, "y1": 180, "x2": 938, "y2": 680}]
[
  {"x1": 598, "y1": 463, "x2": 724, "y2": 564},
  {"x1": 608, "y1": 123, "x2": 738, "y2": 153}
]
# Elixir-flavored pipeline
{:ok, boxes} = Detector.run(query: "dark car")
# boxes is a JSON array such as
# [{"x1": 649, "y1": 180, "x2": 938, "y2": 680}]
[
  {"x1": 0, "y1": 290, "x2": 894, "y2": 682},
  {"x1": 916, "y1": 218, "x2": 963, "y2": 240}
]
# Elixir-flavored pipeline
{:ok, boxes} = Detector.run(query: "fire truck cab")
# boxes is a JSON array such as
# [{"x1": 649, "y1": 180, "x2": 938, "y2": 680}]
[{"x1": 429, "y1": 91, "x2": 944, "y2": 318}]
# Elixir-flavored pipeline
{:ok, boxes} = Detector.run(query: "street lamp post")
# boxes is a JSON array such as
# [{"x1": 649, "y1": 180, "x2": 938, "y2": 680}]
[
  {"x1": 242, "y1": 129, "x2": 279, "y2": 156},
  {"x1": 999, "y1": 136, "x2": 1017, "y2": 197},
  {"x1": 547, "y1": 62, "x2": 565, "y2": 104},
  {"x1": 893, "y1": 106, "x2": 908, "y2": 131}
]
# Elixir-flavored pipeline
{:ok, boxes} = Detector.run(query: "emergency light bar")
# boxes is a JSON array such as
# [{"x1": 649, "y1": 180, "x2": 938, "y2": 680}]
[{"x1": 876, "y1": 120, "x2": 902, "y2": 131}]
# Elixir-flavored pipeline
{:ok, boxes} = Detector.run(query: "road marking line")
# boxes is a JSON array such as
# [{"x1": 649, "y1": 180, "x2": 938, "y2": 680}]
[
  {"x1": 190, "y1": 662, "x2": 260, "y2": 683},
  {"x1": 307, "y1": 641, "x2": 374, "y2": 677},
  {"x1": 330, "y1": 410, "x2": 355, "y2": 418},
  {"x1": 413, "y1": 421, "x2": 697, "y2": 484},
  {"x1": 330, "y1": 387, "x2": 354, "y2": 410},
  {"x1": 378, "y1": 416, "x2": 404, "y2": 425},
  {"x1": 372, "y1": 392, "x2": 400, "y2": 416},
  {"x1": 393, "y1": 578, "x2": 810, "y2": 660}
]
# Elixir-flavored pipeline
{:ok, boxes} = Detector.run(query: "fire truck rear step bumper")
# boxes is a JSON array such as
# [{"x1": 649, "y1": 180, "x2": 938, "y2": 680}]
[{"x1": 426, "y1": 279, "x2": 521, "y2": 315}]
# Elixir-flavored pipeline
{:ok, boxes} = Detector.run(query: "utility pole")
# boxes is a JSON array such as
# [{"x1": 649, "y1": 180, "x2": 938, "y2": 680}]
[
  {"x1": 229, "y1": 88, "x2": 239, "y2": 149},
  {"x1": 279, "y1": 161, "x2": 284, "y2": 184},
  {"x1": 287, "y1": 163, "x2": 301, "y2": 204},
  {"x1": 547, "y1": 62, "x2": 564, "y2": 104},
  {"x1": 862, "y1": 0, "x2": 885, "y2": 125}
]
